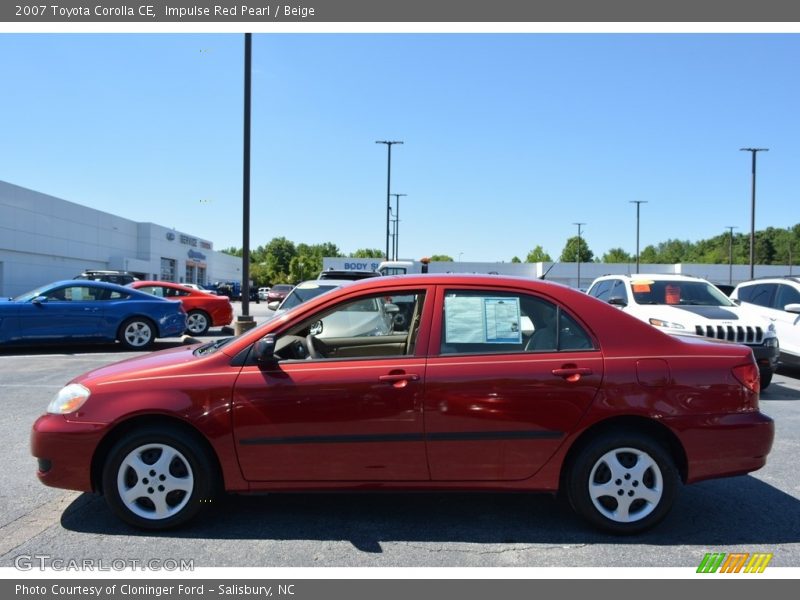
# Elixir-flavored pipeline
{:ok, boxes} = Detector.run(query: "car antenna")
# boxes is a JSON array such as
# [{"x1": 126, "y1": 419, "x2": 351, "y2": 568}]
[{"x1": 540, "y1": 262, "x2": 557, "y2": 280}]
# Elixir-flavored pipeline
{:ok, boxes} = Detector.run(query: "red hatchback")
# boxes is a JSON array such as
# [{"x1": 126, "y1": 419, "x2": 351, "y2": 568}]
[
  {"x1": 32, "y1": 275, "x2": 773, "y2": 533},
  {"x1": 128, "y1": 281, "x2": 233, "y2": 335}
]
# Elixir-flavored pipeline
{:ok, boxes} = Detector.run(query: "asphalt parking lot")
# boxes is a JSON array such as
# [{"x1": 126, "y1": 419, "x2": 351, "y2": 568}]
[{"x1": 1, "y1": 302, "x2": 799, "y2": 570}]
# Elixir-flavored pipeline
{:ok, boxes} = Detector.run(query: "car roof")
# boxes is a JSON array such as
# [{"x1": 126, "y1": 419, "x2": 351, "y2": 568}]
[
  {"x1": 295, "y1": 279, "x2": 355, "y2": 288},
  {"x1": 594, "y1": 273, "x2": 705, "y2": 283},
  {"x1": 737, "y1": 276, "x2": 800, "y2": 285}
]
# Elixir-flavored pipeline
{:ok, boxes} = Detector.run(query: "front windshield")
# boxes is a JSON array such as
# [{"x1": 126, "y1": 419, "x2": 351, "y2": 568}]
[
  {"x1": 279, "y1": 284, "x2": 339, "y2": 310},
  {"x1": 631, "y1": 280, "x2": 734, "y2": 307}
]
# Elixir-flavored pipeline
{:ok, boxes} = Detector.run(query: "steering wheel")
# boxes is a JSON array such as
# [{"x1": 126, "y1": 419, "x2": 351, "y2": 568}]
[{"x1": 305, "y1": 334, "x2": 322, "y2": 359}]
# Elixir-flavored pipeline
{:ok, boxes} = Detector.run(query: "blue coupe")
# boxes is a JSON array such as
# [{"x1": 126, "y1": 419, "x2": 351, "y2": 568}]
[{"x1": 0, "y1": 280, "x2": 187, "y2": 350}]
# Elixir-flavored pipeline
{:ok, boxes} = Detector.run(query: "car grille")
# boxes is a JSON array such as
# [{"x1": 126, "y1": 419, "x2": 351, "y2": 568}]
[{"x1": 695, "y1": 325, "x2": 764, "y2": 344}]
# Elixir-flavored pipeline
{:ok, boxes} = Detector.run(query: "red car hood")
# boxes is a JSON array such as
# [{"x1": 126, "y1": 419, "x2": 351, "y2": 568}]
[{"x1": 71, "y1": 343, "x2": 209, "y2": 386}]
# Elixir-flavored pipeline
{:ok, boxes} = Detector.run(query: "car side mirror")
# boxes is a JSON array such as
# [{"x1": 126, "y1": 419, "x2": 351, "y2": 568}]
[
  {"x1": 732, "y1": 298, "x2": 742, "y2": 305},
  {"x1": 384, "y1": 302, "x2": 400, "y2": 314},
  {"x1": 608, "y1": 296, "x2": 627, "y2": 307},
  {"x1": 253, "y1": 335, "x2": 277, "y2": 365},
  {"x1": 785, "y1": 303, "x2": 800, "y2": 314},
  {"x1": 267, "y1": 301, "x2": 281, "y2": 311},
  {"x1": 32, "y1": 295, "x2": 48, "y2": 305}
]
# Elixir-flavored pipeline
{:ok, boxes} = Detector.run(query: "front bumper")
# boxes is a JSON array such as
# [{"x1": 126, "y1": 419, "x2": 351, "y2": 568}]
[
  {"x1": 31, "y1": 414, "x2": 108, "y2": 493},
  {"x1": 750, "y1": 341, "x2": 780, "y2": 374}
]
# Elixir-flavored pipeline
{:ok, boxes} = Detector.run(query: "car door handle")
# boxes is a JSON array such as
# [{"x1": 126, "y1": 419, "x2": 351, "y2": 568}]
[
  {"x1": 552, "y1": 367, "x2": 593, "y2": 381},
  {"x1": 379, "y1": 373, "x2": 420, "y2": 388}
]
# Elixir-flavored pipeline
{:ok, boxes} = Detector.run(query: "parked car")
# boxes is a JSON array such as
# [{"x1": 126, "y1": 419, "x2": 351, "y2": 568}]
[
  {"x1": 318, "y1": 269, "x2": 381, "y2": 281},
  {"x1": 181, "y1": 283, "x2": 217, "y2": 294},
  {"x1": 266, "y1": 284, "x2": 294, "y2": 305},
  {"x1": 270, "y1": 280, "x2": 346, "y2": 312},
  {"x1": 75, "y1": 270, "x2": 138, "y2": 285},
  {"x1": 258, "y1": 287, "x2": 271, "y2": 301},
  {"x1": 1, "y1": 280, "x2": 186, "y2": 350},
  {"x1": 586, "y1": 274, "x2": 779, "y2": 389},
  {"x1": 273, "y1": 279, "x2": 396, "y2": 338},
  {"x1": 128, "y1": 281, "x2": 233, "y2": 336},
  {"x1": 731, "y1": 276, "x2": 800, "y2": 367},
  {"x1": 32, "y1": 274, "x2": 774, "y2": 533}
]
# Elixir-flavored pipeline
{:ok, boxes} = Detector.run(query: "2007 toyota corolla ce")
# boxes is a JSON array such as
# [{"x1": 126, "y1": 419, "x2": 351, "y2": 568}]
[{"x1": 31, "y1": 274, "x2": 774, "y2": 534}]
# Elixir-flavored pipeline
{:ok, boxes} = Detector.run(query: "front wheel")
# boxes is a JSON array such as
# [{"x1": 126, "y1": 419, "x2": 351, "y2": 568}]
[
  {"x1": 101, "y1": 427, "x2": 218, "y2": 529},
  {"x1": 566, "y1": 431, "x2": 680, "y2": 534},
  {"x1": 760, "y1": 371, "x2": 773, "y2": 391}
]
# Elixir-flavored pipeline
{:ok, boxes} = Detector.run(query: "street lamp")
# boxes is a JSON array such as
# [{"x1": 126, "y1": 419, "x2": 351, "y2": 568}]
[
  {"x1": 740, "y1": 147, "x2": 768, "y2": 279},
  {"x1": 573, "y1": 222, "x2": 585, "y2": 289},
  {"x1": 390, "y1": 193, "x2": 407, "y2": 260},
  {"x1": 376, "y1": 141, "x2": 403, "y2": 260},
  {"x1": 630, "y1": 200, "x2": 647, "y2": 274},
  {"x1": 235, "y1": 32, "x2": 256, "y2": 335},
  {"x1": 725, "y1": 226, "x2": 737, "y2": 285}
]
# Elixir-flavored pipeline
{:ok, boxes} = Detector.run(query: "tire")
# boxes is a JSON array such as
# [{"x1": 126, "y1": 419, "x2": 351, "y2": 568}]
[
  {"x1": 101, "y1": 426, "x2": 218, "y2": 530},
  {"x1": 566, "y1": 431, "x2": 680, "y2": 534},
  {"x1": 760, "y1": 371, "x2": 773, "y2": 391},
  {"x1": 185, "y1": 310, "x2": 211, "y2": 336},
  {"x1": 118, "y1": 317, "x2": 156, "y2": 350}
]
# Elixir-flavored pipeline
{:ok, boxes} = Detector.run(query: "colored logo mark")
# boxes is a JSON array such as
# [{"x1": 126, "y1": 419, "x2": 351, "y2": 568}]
[{"x1": 697, "y1": 552, "x2": 773, "y2": 573}]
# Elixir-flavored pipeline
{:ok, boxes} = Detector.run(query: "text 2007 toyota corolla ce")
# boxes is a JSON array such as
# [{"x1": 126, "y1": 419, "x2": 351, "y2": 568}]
[{"x1": 31, "y1": 274, "x2": 774, "y2": 534}]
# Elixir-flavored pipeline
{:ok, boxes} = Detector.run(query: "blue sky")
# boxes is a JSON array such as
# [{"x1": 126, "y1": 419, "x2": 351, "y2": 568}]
[{"x1": 1, "y1": 33, "x2": 798, "y2": 261}]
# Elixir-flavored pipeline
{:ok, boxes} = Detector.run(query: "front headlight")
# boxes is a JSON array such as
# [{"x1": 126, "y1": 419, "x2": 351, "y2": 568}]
[
  {"x1": 47, "y1": 383, "x2": 91, "y2": 414},
  {"x1": 765, "y1": 337, "x2": 779, "y2": 349},
  {"x1": 649, "y1": 318, "x2": 686, "y2": 330}
]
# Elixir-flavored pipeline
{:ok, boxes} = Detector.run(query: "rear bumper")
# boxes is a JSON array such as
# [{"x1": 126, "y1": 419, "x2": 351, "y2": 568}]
[{"x1": 666, "y1": 411, "x2": 774, "y2": 484}]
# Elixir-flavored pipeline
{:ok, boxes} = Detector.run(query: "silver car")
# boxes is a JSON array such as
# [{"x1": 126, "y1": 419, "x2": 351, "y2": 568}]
[{"x1": 274, "y1": 280, "x2": 397, "y2": 338}]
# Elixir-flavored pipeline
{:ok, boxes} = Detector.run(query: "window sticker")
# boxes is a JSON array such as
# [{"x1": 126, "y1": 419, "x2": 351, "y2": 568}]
[
  {"x1": 632, "y1": 281, "x2": 653, "y2": 293},
  {"x1": 483, "y1": 298, "x2": 522, "y2": 343},
  {"x1": 444, "y1": 296, "x2": 522, "y2": 344},
  {"x1": 665, "y1": 284, "x2": 681, "y2": 305}
]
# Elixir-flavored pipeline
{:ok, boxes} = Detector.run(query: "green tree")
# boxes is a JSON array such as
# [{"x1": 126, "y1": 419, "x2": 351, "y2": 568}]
[
  {"x1": 263, "y1": 237, "x2": 297, "y2": 283},
  {"x1": 351, "y1": 248, "x2": 385, "y2": 258},
  {"x1": 429, "y1": 254, "x2": 454, "y2": 262},
  {"x1": 511, "y1": 256, "x2": 522, "y2": 263},
  {"x1": 525, "y1": 245, "x2": 552, "y2": 262},
  {"x1": 602, "y1": 248, "x2": 633, "y2": 263},
  {"x1": 559, "y1": 236, "x2": 593, "y2": 263}
]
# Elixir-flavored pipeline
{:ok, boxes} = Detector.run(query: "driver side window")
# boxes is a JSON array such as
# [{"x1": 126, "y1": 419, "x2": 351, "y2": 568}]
[{"x1": 273, "y1": 291, "x2": 426, "y2": 361}]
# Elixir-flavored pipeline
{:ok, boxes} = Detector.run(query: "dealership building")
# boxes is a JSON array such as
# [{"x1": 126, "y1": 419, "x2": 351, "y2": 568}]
[{"x1": 0, "y1": 180, "x2": 242, "y2": 297}]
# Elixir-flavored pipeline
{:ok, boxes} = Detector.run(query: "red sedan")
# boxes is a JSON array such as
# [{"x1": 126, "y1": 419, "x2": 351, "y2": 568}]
[
  {"x1": 32, "y1": 275, "x2": 773, "y2": 533},
  {"x1": 128, "y1": 281, "x2": 233, "y2": 335}
]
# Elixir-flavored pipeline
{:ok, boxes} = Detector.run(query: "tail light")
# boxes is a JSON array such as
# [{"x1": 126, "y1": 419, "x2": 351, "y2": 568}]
[{"x1": 732, "y1": 362, "x2": 760, "y2": 395}]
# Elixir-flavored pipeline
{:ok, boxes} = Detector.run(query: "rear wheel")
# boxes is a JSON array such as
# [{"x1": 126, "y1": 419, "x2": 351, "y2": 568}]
[
  {"x1": 101, "y1": 426, "x2": 217, "y2": 529},
  {"x1": 186, "y1": 310, "x2": 211, "y2": 335},
  {"x1": 566, "y1": 431, "x2": 679, "y2": 534},
  {"x1": 118, "y1": 317, "x2": 155, "y2": 350}
]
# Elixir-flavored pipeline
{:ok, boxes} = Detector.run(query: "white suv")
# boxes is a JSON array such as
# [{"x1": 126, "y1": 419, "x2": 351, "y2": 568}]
[
  {"x1": 731, "y1": 277, "x2": 800, "y2": 368},
  {"x1": 587, "y1": 274, "x2": 779, "y2": 389}
]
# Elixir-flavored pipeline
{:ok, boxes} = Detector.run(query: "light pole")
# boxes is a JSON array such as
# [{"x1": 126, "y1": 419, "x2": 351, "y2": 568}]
[
  {"x1": 740, "y1": 147, "x2": 768, "y2": 279},
  {"x1": 789, "y1": 227, "x2": 794, "y2": 276},
  {"x1": 573, "y1": 222, "x2": 585, "y2": 290},
  {"x1": 725, "y1": 226, "x2": 737, "y2": 285},
  {"x1": 630, "y1": 200, "x2": 647, "y2": 273},
  {"x1": 376, "y1": 141, "x2": 403, "y2": 260},
  {"x1": 390, "y1": 193, "x2": 407, "y2": 260},
  {"x1": 235, "y1": 32, "x2": 256, "y2": 334}
]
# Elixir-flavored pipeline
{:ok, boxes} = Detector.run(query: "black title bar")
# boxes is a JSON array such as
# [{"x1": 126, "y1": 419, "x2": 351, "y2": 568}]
[{"x1": 4, "y1": 0, "x2": 800, "y2": 23}]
